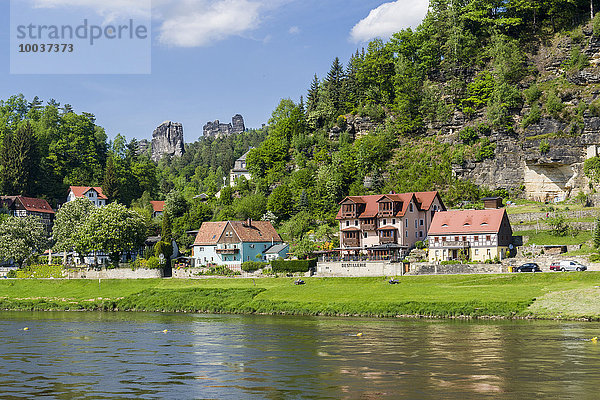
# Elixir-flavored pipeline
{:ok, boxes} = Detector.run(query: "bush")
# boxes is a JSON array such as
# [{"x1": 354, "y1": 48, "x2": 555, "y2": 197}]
[
  {"x1": 198, "y1": 265, "x2": 241, "y2": 276},
  {"x1": 146, "y1": 256, "x2": 160, "y2": 269},
  {"x1": 589, "y1": 99, "x2": 600, "y2": 117},
  {"x1": 475, "y1": 138, "x2": 496, "y2": 161},
  {"x1": 415, "y1": 241, "x2": 425, "y2": 249},
  {"x1": 271, "y1": 258, "x2": 317, "y2": 273},
  {"x1": 539, "y1": 139, "x2": 550, "y2": 155},
  {"x1": 6, "y1": 270, "x2": 16, "y2": 278},
  {"x1": 524, "y1": 84, "x2": 542, "y2": 105},
  {"x1": 545, "y1": 90, "x2": 565, "y2": 118},
  {"x1": 522, "y1": 104, "x2": 541, "y2": 127},
  {"x1": 242, "y1": 261, "x2": 263, "y2": 272},
  {"x1": 15, "y1": 264, "x2": 64, "y2": 279},
  {"x1": 459, "y1": 126, "x2": 479, "y2": 145}
]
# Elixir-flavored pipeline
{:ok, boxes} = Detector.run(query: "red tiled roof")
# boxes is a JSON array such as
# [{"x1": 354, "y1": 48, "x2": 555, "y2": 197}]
[
  {"x1": 193, "y1": 220, "x2": 282, "y2": 245},
  {"x1": 341, "y1": 226, "x2": 361, "y2": 232},
  {"x1": 230, "y1": 221, "x2": 282, "y2": 242},
  {"x1": 17, "y1": 196, "x2": 54, "y2": 214},
  {"x1": 193, "y1": 221, "x2": 228, "y2": 245},
  {"x1": 336, "y1": 191, "x2": 442, "y2": 219},
  {"x1": 69, "y1": 186, "x2": 108, "y2": 200},
  {"x1": 150, "y1": 201, "x2": 165, "y2": 213},
  {"x1": 428, "y1": 209, "x2": 508, "y2": 235}
]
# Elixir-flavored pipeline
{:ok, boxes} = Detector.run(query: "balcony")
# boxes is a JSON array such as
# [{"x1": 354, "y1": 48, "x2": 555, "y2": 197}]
[
  {"x1": 377, "y1": 210, "x2": 393, "y2": 218},
  {"x1": 342, "y1": 238, "x2": 360, "y2": 247},
  {"x1": 341, "y1": 211, "x2": 357, "y2": 219},
  {"x1": 360, "y1": 221, "x2": 376, "y2": 230},
  {"x1": 379, "y1": 236, "x2": 398, "y2": 244},
  {"x1": 216, "y1": 246, "x2": 240, "y2": 254}
]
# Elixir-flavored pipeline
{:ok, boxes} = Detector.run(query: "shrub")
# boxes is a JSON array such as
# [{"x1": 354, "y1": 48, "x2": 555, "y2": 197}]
[
  {"x1": 15, "y1": 264, "x2": 63, "y2": 279},
  {"x1": 198, "y1": 265, "x2": 240, "y2": 276},
  {"x1": 594, "y1": 12, "x2": 600, "y2": 36},
  {"x1": 589, "y1": 99, "x2": 600, "y2": 116},
  {"x1": 415, "y1": 241, "x2": 425, "y2": 249},
  {"x1": 146, "y1": 256, "x2": 160, "y2": 269},
  {"x1": 539, "y1": 139, "x2": 550, "y2": 155},
  {"x1": 242, "y1": 261, "x2": 263, "y2": 272},
  {"x1": 545, "y1": 90, "x2": 565, "y2": 118},
  {"x1": 271, "y1": 258, "x2": 317, "y2": 273},
  {"x1": 548, "y1": 215, "x2": 569, "y2": 236},
  {"x1": 6, "y1": 270, "x2": 16, "y2": 278},
  {"x1": 336, "y1": 115, "x2": 347, "y2": 130},
  {"x1": 522, "y1": 104, "x2": 541, "y2": 127},
  {"x1": 475, "y1": 138, "x2": 496, "y2": 161},
  {"x1": 563, "y1": 47, "x2": 589, "y2": 71},
  {"x1": 476, "y1": 123, "x2": 491, "y2": 136},
  {"x1": 459, "y1": 126, "x2": 479, "y2": 145},
  {"x1": 524, "y1": 84, "x2": 542, "y2": 105}
]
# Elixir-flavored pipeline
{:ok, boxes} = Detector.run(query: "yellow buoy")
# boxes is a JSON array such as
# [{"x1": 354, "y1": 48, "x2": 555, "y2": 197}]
[
  {"x1": 356, "y1": 332, "x2": 363, "y2": 337},
  {"x1": 592, "y1": 337, "x2": 597, "y2": 342},
  {"x1": 23, "y1": 327, "x2": 29, "y2": 331},
  {"x1": 162, "y1": 329, "x2": 168, "y2": 334}
]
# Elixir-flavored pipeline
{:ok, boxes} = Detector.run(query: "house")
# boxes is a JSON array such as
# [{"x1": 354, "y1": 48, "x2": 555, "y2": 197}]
[
  {"x1": 229, "y1": 149, "x2": 252, "y2": 186},
  {"x1": 263, "y1": 243, "x2": 290, "y2": 261},
  {"x1": 150, "y1": 201, "x2": 165, "y2": 218},
  {"x1": 192, "y1": 219, "x2": 282, "y2": 270},
  {"x1": 0, "y1": 195, "x2": 55, "y2": 232},
  {"x1": 336, "y1": 191, "x2": 445, "y2": 260},
  {"x1": 67, "y1": 186, "x2": 107, "y2": 207},
  {"x1": 427, "y1": 204, "x2": 513, "y2": 263}
]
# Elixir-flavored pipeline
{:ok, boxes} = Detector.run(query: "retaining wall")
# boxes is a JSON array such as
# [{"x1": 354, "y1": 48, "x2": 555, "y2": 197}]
[
  {"x1": 64, "y1": 268, "x2": 162, "y2": 279},
  {"x1": 407, "y1": 263, "x2": 507, "y2": 275}
]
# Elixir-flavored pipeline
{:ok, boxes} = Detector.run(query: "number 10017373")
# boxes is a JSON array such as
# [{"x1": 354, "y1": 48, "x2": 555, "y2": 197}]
[{"x1": 19, "y1": 43, "x2": 74, "y2": 52}]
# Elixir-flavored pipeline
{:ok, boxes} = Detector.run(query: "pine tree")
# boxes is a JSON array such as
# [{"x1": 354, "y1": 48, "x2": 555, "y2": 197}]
[
  {"x1": 325, "y1": 57, "x2": 346, "y2": 115},
  {"x1": 306, "y1": 74, "x2": 320, "y2": 113},
  {"x1": 0, "y1": 122, "x2": 37, "y2": 195},
  {"x1": 161, "y1": 212, "x2": 172, "y2": 242},
  {"x1": 102, "y1": 155, "x2": 120, "y2": 202}
]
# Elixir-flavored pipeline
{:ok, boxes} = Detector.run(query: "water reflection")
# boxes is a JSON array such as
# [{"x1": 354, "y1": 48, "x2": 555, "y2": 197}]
[{"x1": 0, "y1": 312, "x2": 599, "y2": 399}]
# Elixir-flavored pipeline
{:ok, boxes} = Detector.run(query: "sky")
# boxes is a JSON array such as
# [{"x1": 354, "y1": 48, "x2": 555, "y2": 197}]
[{"x1": 1, "y1": 0, "x2": 429, "y2": 142}]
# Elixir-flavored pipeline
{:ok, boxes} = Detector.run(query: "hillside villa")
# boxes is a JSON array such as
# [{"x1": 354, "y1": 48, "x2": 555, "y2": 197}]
[
  {"x1": 150, "y1": 201, "x2": 165, "y2": 218},
  {"x1": 229, "y1": 150, "x2": 252, "y2": 186},
  {"x1": 0, "y1": 195, "x2": 55, "y2": 232},
  {"x1": 67, "y1": 186, "x2": 107, "y2": 207},
  {"x1": 192, "y1": 219, "x2": 286, "y2": 270},
  {"x1": 427, "y1": 198, "x2": 513, "y2": 263},
  {"x1": 336, "y1": 191, "x2": 445, "y2": 260}
]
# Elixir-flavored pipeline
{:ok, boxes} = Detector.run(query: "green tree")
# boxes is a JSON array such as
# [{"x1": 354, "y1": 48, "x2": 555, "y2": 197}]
[
  {"x1": 267, "y1": 185, "x2": 293, "y2": 222},
  {"x1": 77, "y1": 203, "x2": 147, "y2": 265},
  {"x1": 102, "y1": 154, "x2": 120, "y2": 202},
  {"x1": 0, "y1": 216, "x2": 47, "y2": 266},
  {"x1": 161, "y1": 212, "x2": 172, "y2": 242},
  {"x1": 0, "y1": 122, "x2": 38, "y2": 195},
  {"x1": 52, "y1": 197, "x2": 95, "y2": 264}
]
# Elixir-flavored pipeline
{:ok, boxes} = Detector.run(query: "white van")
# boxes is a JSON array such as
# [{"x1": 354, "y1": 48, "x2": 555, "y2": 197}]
[{"x1": 557, "y1": 260, "x2": 587, "y2": 271}]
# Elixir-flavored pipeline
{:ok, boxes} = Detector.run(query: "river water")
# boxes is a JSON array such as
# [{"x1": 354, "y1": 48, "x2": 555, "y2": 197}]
[{"x1": 0, "y1": 312, "x2": 599, "y2": 399}]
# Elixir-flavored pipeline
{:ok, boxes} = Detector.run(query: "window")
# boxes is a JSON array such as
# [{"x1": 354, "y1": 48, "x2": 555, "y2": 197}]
[
  {"x1": 415, "y1": 232, "x2": 418, "y2": 238},
  {"x1": 405, "y1": 231, "x2": 408, "y2": 237},
  {"x1": 486, "y1": 235, "x2": 491, "y2": 241},
  {"x1": 442, "y1": 237, "x2": 446, "y2": 242},
  {"x1": 346, "y1": 221, "x2": 349, "y2": 226},
  {"x1": 405, "y1": 219, "x2": 408, "y2": 228},
  {"x1": 419, "y1": 231, "x2": 423, "y2": 238},
  {"x1": 198, "y1": 247, "x2": 204, "y2": 252},
  {"x1": 383, "y1": 219, "x2": 387, "y2": 225},
  {"x1": 364, "y1": 232, "x2": 368, "y2": 238},
  {"x1": 355, "y1": 220, "x2": 358, "y2": 226},
  {"x1": 250, "y1": 244, "x2": 255, "y2": 248},
  {"x1": 435, "y1": 250, "x2": 439, "y2": 256},
  {"x1": 462, "y1": 236, "x2": 466, "y2": 242},
  {"x1": 454, "y1": 236, "x2": 459, "y2": 241},
  {"x1": 474, "y1": 236, "x2": 479, "y2": 242},
  {"x1": 414, "y1": 220, "x2": 417, "y2": 228},
  {"x1": 420, "y1": 219, "x2": 424, "y2": 226},
  {"x1": 475, "y1": 249, "x2": 479, "y2": 255},
  {"x1": 392, "y1": 219, "x2": 396, "y2": 225},
  {"x1": 434, "y1": 237, "x2": 439, "y2": 242},
  {"x1": 409, "y1": 203, "x2": 414, "y2": 212}
]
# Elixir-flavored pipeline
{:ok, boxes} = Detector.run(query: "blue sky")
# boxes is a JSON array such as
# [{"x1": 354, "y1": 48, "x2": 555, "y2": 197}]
[{"x1": 1, "y1": 0, "x2": 428, "y2": 142}]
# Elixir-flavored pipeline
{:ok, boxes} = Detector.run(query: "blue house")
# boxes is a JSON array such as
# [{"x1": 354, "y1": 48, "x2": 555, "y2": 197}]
[{"x1": 192, "y1": 219, "x2": 283, "y2": 270}]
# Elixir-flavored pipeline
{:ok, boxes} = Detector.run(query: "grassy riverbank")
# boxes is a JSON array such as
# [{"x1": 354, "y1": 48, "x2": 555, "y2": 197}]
[{"x1": 1, "y1": 273, "x2": 600, "y2": 319}]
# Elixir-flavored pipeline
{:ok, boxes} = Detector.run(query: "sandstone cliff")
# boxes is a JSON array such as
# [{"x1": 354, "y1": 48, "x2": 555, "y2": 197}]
[
  {"x1": 151, "y1": 121, "x2": 185, "y2": 162},
  {"x1": 203, "y1": 114, "x2": 245, "y2": 138}
]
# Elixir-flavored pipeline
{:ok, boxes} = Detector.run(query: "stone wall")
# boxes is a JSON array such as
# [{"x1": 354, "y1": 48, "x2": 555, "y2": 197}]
[
  {"x1": 317, "y1": 261, "x2": 405, "y2": 277},
  {"x1": 65, "y1": 268, "x2": 162, "y2": 279},
  {"x1": 407, "y1": 263, "x2": 507, "y2": 275}
]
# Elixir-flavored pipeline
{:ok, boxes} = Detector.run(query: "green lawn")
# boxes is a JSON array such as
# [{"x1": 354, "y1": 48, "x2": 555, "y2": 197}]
[
  {"x1": 1, "y1": 273, "x2": 600, "y2": 318},
  {"x1": 514, "y1": 229, "x2": 592, "y2": 246}
]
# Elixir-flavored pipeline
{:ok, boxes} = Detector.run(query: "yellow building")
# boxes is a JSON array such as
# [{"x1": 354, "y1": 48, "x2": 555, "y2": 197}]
[{"x1": 427, "y1": 204, "x2": 513, "y2": 263}]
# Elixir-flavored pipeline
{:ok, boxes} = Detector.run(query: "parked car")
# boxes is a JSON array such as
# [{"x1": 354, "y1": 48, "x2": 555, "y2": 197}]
[
  {"x1": 515, "y1": 263, "x2": 542, "y2": 273},
  {"x1": 550, "y1": 260, "x2": 587, "y2": 272}
]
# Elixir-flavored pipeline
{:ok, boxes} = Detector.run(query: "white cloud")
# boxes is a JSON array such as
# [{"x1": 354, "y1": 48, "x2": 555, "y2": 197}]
[
  {"x1": 350, "y1": 0, "x2": 428, "y2": 43},
  {"x1": 288, "y1": 26, "x2": 300, "y2": 34},
  {"x1": 157, "y1": 0, "x2": 264, "y2": 47}
]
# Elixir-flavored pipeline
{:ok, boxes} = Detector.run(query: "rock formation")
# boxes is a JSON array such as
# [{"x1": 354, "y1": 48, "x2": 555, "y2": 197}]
[
  {"x1": 203, "y1": 114, "x2": 245, "y2": 138},
  {"x1": 151, "y1": 121, "x2": 185, "y2": 162}
]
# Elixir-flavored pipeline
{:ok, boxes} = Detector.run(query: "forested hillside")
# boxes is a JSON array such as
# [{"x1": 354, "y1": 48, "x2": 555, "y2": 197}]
[{"x1": 3, "y1": 0, "x2": 600, "y2": 256}]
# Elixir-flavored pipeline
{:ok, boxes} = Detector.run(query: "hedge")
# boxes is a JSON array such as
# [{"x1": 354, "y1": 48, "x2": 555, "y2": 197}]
[
  {"x1": 241, "y1": 261, "x2": 263, "y2": 272},
  {"x1": 271, "y1": 258, "x2": 317, "y2": 273}
]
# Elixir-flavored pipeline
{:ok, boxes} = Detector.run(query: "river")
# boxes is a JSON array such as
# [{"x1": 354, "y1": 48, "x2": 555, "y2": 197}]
[{"x1": 0, "y1": 312, "x2": 598, "y2": 399}]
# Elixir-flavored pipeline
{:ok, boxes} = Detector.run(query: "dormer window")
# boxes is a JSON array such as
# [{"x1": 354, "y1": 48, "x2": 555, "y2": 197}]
[
  {"x1": 481, "y1": 222, "x2": 488, "y2": 226},
  {"x1": 409, "y1": 203, "x2": 414, "y2": 212},
  {"x1": 442, "y1": 223, "x2": 448, "y2": 227}
]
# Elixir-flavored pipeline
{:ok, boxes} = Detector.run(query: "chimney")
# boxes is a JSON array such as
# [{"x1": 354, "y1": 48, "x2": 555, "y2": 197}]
[
  {"x1": 483, "y1": 197, "x2": 503, "y2": 209},
  {"x1": 246, "y1": 218, "x2": 252, "y2": 227}
]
